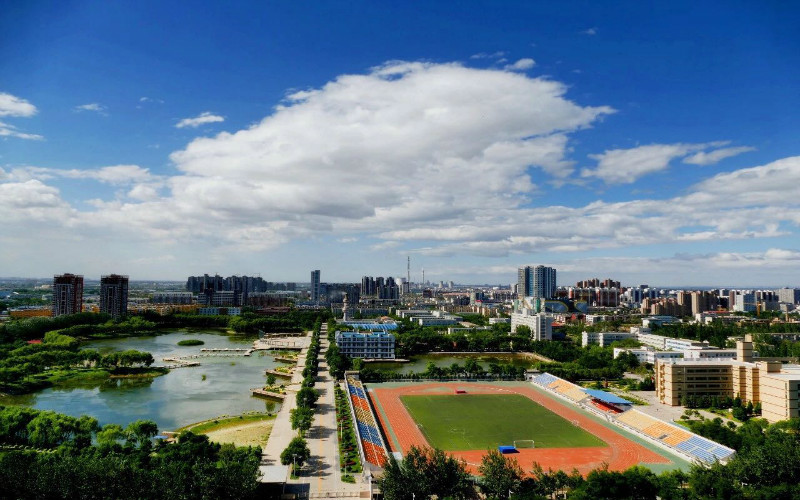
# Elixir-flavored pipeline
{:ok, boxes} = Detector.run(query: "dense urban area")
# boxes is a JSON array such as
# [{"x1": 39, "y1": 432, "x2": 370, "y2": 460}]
[{"x1": 1, "y1": 266, "x2": 800, "y2": 499}]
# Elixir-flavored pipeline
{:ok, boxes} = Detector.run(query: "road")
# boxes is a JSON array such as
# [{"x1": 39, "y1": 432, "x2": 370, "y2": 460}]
[{"x1": 282, "y1": 324, "x2": 368, "y2": 499}]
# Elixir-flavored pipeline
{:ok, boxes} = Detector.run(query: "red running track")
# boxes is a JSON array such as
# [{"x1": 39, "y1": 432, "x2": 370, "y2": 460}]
[{"x1": 369, "y1": 382, "x2": 672, "y2": 476}]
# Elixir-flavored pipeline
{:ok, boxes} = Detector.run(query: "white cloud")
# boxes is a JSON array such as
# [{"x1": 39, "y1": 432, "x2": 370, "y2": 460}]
[
  {"x1": 581, "y1": 27, "x2": 598, "y2": 35},
  {"x1": 582, "y1": 142, "x2": 727, "y2": 184},
  {"x1": 3, "y1": 61, "x2": 799, "y2": 283},
  {"x1": 683, "y1": 145, "x2": 755, "y2": 165},
  {"x1": 9, "y1": 165, "x2": 157, "y2": 185},
  {"x1": 470, "y1": 51, "x2": 506, "y2": 59},
  {"x1": 504, "y1": 58, "x2": 536, "y2": 71},
  {"x1": 0, "y1": 121, "x2": 43, "y2": 140},
  {"x1": 0, "y1": 92, "x2": 37, "y2": 117},
  {"x1": 175, "y1": 111, "x2": 225, "y2": 128},
  {"x1": 74, "y1": 103, "x2": 108, "y2": 115}
]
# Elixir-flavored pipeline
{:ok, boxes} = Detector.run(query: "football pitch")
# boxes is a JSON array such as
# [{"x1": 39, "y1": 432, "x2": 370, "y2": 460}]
[{"x1": 400, "y1": 393, "x2": 606, "y2": 451}]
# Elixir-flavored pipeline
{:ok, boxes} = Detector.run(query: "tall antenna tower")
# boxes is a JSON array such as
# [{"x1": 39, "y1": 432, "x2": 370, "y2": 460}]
[
  {"x1": 407, "y1": 256, "x2": 410, "y2": 285},
  {"x1": 422, "y1": 268, "x2": 425, "y2": 286}
]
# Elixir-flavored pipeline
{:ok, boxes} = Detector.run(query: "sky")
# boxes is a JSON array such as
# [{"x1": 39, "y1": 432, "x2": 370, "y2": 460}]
[{"x1": 1, "y1": 1, "x2": 799, "y2": 287}]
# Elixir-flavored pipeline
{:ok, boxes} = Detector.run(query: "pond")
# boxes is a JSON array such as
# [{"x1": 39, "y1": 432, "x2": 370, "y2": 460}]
[
  {"x1": 367, "y1": 352, "x2": 533, "y2": 372},
  {"x1": 0, "y1": 330, "x2": 283, "y2": 431}
]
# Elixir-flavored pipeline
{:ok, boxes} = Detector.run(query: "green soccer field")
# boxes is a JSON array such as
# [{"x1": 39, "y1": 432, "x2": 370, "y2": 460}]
[{"x1": 400, "y1": 394, "x2": 606, "y2": 451}]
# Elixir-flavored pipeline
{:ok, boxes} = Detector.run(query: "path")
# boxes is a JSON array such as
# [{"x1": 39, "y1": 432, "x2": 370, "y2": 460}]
[{"x1": 285, "y1": 324, "x2": 366, "y2": 499}]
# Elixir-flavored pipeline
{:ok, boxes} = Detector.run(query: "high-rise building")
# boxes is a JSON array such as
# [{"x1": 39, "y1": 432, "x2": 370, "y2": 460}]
[
  {"x1": 310, "y1": 270, "x2": 321, "y2": 303},
  {"x1": 52, "y1": 273, "x2": 84, "y2": 317},
  {"x1": 518, "y1": 265, "x2": 557, "y2": 300},
  {"x1": 100, "y1": 274, "x2": 129, "y2": 319}
]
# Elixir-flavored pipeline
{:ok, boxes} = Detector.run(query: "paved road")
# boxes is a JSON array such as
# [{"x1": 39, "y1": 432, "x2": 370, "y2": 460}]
[{"x1": 284, "y1": 325, "x2": 367, "y2": 499}]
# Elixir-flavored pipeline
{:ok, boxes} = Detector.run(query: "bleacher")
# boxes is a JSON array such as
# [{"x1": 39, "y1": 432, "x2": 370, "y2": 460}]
[
  {"x1": 531, "y1": 372, "x2": 735, "y2": 465},
  {"x1": 345, "y1": 376, "x2": 389, "y2": 467},
  {"x1": 616, "y1": 409, "x2": 735, "y2": 464},
  {"x1": 531, "y1": 374, "x2": 589, "y2": 404}
]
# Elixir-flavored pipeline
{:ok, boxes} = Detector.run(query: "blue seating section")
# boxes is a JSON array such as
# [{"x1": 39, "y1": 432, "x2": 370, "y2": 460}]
[{"x1": 345, "y1": 376, "x2": 388, "y2": 467}]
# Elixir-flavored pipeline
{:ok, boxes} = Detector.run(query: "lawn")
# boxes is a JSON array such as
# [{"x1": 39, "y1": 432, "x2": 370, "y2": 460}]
[{"x1": 400, "y1": 394, "x2": 606, "y2": 451}]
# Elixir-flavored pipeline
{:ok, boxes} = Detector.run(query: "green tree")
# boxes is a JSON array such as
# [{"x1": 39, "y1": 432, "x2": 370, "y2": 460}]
[
  {"x1": 125, "y1": 419, "x2": 158, "y2": 449},
  {"x1": 479, "y1": 449, "x2": 524, "y2": 498},
  {"x1": 290, "y1": 407, "x2": 315, "y2": 434},
  {"x1": 280, "y1": 436, "x2": 311, "y2": 469},
  {"x1": 296, "y1": 387, "x2": 320, "y2": 408}
]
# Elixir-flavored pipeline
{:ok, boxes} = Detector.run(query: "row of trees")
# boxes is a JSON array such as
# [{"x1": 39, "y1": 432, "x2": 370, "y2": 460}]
[
  {"x1": 281, "y1": 317, "x2": 325, "y2": 471},
  {"x1": 0, "y1": 406, "x2": 262, "y2": 499}
]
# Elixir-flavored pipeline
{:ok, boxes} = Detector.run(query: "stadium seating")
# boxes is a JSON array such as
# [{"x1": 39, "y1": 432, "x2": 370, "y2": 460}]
[
  {"x1": 531, "y1": 372, "x2": 735, "y2": 465},
  {"x1": 615, "y1": 409, "x2": 735, "y2": 464},
  {"x1": 345, "y1": 376, "x2": 389, "y2": 467}
]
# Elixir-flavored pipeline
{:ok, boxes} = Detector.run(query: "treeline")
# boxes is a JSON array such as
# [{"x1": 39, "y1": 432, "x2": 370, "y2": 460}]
[
  {"x1": 0, "y1": 406, "x2": 261, "y2": 499},
  {"x1": 380, "y1": 416, "x2": 800, "y2": 499},
  {"x1": 391, "y1": 321, "x2": 528, "y2": 358},
  {"x1": 0, "y1": 331, "x2": 156, "y2": 394},
  {"x1": 357, "y1": 359, "x2": 528, "y2": 383},
  {"x1": 529, "y1": 346, "x2": 640, "y2": 383},
  {"x1": 0, "y1": 313, "x2": 112, "y2": 343},
  {"x1": 281, "y1": 317, "x2": 325, "y2": 471}
]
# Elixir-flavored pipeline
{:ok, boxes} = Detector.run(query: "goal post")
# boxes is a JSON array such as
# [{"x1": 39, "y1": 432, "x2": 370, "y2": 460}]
[{"x1": 513, "y1": 439, "x2": 535, "y2": 449}]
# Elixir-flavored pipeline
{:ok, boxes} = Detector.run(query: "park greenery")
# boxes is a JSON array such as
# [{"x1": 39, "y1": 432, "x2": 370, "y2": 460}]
[
  {"x1": 333, "y1": 384, "x2": 362, "y2": 480},
  {"x1": 0, "y1": 328, "x2": 159, "y2": 395},
  {"x1": 0, "y1": 406, "x2": 262, "y2": 499}
]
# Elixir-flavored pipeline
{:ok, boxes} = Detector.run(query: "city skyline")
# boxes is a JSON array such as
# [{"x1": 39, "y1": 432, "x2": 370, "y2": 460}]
[{"x1": 1, "y1": 2, "x2": 799, "y2": 286}]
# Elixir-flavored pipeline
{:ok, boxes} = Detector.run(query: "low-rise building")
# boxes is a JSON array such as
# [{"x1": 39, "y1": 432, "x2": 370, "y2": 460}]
[
  {"x1": 613, "y1": 347, "x2": 683, "y2": 364},
  {"x1": 655, "y1": 338, "x2": 800, "y2": 423},
  {"x1": 335, "y1": 331, "x2": 395, "y2": 359},
  {"x1": 581, "y1": 331, "x2": 634, "y2": 347}
]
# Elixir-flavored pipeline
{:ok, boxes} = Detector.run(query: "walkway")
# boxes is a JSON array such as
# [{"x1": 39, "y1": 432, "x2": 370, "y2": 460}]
[
  {"x1": 261, "y1": 333, "x2": 312, "y2": 466},
  {"x1": 284, "y1": 325, "x2": 367, "y2": 499}
]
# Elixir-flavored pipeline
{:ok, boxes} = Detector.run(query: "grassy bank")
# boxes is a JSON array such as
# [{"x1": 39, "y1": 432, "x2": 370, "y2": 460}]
[{"x1": 177, "y1": 413, "x2": 276, "y2": 447}]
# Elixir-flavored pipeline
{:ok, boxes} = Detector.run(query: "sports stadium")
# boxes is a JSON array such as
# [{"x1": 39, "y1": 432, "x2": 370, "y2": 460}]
[{"x1": 343, "y1": 372, "x2": 736, "y2": 476}]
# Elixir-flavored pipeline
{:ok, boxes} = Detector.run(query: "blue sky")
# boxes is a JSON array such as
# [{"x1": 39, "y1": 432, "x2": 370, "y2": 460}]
[{"x1": 1, "y1": 1, "x2": 799, "y2": 287}]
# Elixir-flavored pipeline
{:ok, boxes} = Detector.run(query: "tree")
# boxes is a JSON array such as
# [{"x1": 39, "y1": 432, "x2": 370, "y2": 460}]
[
  {"x1": 266, "y1": 373, "x2": 276, "y2": 387},
  {"x1": 280, "y1": 436, "x2": 311, "y2": 469},
  {"x1": 290, "y1": 407, "x2": 315, "y2": 434},
  {"x1": 96, "y1": 423, "x2": 126, "y2": 448},
  {"x1": 296, "y1": 387, "x2": 320, "y2": 408},
  {"x1": 378, "y1": 446, "x2": 475, "y2": 500},
  {"x1": 126, "y1": 419, "x2": 158, "y2": 449},
  {"x1": 479, "y1": 449, "x2": 524, "y2": 498}
]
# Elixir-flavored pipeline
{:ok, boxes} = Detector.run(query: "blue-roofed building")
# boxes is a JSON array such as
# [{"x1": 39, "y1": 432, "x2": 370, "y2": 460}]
[{"x1": 335, "y1": 330, "x2": 395, "y2": 359}]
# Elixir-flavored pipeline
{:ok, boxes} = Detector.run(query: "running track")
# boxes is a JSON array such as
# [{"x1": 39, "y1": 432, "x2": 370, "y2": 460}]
[{"x1": 369, "y1": 382, "x2": 672, "y2": 476}]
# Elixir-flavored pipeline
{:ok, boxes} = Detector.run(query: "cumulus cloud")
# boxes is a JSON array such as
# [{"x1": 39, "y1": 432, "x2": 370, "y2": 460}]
[
  {"x1": 582, "y1": 142, "x2": 727, "y2": 184},
  {"x1": 3, "y1": 61, "x2": 799, "y2": 283},
  {"x1": 0, "y1": 92, "x2": 37, "y2": 117},
  {"x1": 683, "y1": 145, "x2": 755, "y2": 165},
  {"x1": 504, "y1": 58, "x2": 536, "y2": 71},
  {"x1": 175, "y1": 111, "x2": 225, "y2": 128}
]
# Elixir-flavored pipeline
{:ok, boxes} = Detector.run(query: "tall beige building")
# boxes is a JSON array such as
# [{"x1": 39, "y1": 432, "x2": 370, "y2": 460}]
[{"x1": 655, "y1": 337, "x2": 800, "y2": 423}]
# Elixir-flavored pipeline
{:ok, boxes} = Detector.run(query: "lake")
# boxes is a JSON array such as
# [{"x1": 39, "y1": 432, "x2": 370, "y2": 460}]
[{"x1": 0, "y1": 330, "x2": 283, "y2": 432}]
